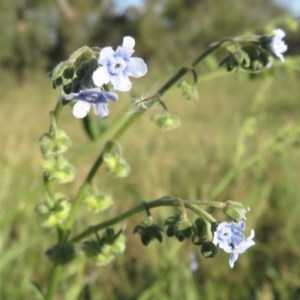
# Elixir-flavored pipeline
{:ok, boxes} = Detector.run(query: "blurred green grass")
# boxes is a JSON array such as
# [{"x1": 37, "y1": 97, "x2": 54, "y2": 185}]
[{"x1": 1, "y1": 65, "x2": 300, "y2": 299}]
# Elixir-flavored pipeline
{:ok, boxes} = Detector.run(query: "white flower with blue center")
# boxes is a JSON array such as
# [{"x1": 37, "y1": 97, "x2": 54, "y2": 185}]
[
  {"x1": 92, "y1": 36, "x2": 148, "y2": 92},
  {"x1": 64, "y1": 88, "x2": 118, "y2": 118},
  {"x1": 269, "y1": 28, "x2": 288, "y2": 62},
  {"x1": 212, "y1": 221, "x2": 255, "y2": 268}
]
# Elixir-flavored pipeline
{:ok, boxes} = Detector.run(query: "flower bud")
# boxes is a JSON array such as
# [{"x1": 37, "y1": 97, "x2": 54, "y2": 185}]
[
  {"x1": 52, "y1": 76, "x2": 63, "y2": 89},
  {"x1": 63, "y1": 82, "x2": 73, "y2": 94},
  {"x1": 191, "y1": 217, "x2": 210, "y2": 245},
  {"x1": 63, "y1": 66, "x2": 75, "y2": 79},
  {"x1": 200, "y1": 242, "x2": 218, "y2": 258},
  {"x1": 165, "y1": 214, "x2": 180, "y2": 237},
  {"x1": 134, "y1": 220, "x2": 163, "y2": 246},
  {"x1": 223, "y1": 200, "x2": 249, "y2": 221},
  {"x1": 175, "y1": 216, "x2": 193, "y2": 241},
  {"x1": 46, "y1": 243, "x2": 76, "y2": 265}
]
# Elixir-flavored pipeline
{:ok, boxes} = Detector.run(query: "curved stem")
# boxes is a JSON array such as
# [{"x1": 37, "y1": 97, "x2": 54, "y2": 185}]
[
  {"x1": 63, "y1": 38, "x2": 231, "y2": 242},
  {"x1": 70, "y1": 198, "x2": 216, "y2": 243}
]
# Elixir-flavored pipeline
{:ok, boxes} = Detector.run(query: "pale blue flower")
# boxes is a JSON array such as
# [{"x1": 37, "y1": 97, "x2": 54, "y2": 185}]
[
  {"x1": 64, "y1": 88, "x2": 118, "y2": 118},
  {"x1": 269, "y1": 28, "x2": 288, "y2": 62},
  {"x1": 212, "y1": 221, "x2": 255, "y2": 268},
  {"x1": 92, "y1": 36, "x2": 147, "y2": 92}
]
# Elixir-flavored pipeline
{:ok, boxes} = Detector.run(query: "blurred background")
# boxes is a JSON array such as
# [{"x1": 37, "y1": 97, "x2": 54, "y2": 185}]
[{"x1": 1, "y1": 0, "x2": 300, "y2": 299}]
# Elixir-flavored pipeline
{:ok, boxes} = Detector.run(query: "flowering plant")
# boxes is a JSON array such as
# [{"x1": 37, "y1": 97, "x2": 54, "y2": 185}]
[{"x1": 36, "y1": 30, "x2": 289, "y2": 299}]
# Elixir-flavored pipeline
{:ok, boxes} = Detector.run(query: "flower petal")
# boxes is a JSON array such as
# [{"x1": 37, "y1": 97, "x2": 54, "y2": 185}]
[
  {"x1": 93, "y1": 103, "x2": 109, "y2": 117},
  {"x1": 126, "y1": 57, "x2": 148, "y2": 77},
  {"x1": 273, "y1": 28, "x2": 285, "y2": 38},
  {"x1": 111, "y1": 75, "x2": 132, "y2": 92},
  {"x1": 92, "y1": 67, "x2": 111, "y2": 87},
  {"x1": 99, "y1": 47, "x2": 115, "y2": 63},
  {"x1": 102, "y1": 91, "x2": 119, "y2": 102},
  {"x1": 64, "y1": 92, "x2": 78, "y2": 101},
  {"x1": 72, "y1": 101, "x2": 91, "y2": 118},
  {"x1": 229, "y1": 252, "x2": 239, "y2": 268},
  {"x1": 122, "y1": 36, "x2": 135, "y2": 50}
]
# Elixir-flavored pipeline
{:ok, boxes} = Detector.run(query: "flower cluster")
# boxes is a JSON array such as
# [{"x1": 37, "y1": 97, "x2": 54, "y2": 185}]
[
  {"x1": 221, "y1": 28, "x2": 288, "y2": 72},
  {"x1": 212, "y1": 221, "x2": 255, "y2": 268},
  {"x1": 64, "y1": 36, "x2": 147, "y2": 118}
]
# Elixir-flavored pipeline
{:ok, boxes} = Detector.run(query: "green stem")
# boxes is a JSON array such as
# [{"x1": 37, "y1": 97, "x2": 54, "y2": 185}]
[
  {"x1": 185, "y1": 202, "x2": 217, "y2": 223},
  {"x1": 189, "y1": 199, "x2": 226, "y2": 209},
  {"x1": 53, "y1": 95, "x2": 64, "y2": 120},
  {"x1": 70, "y1": 198, "x2": 216, "y2": 243},
  {"x1": 63, "y1": 183, "x2": 90, "y2": 234},
  {"x1": 44, "y1": 265, "x2": 63, "y2": 300}
]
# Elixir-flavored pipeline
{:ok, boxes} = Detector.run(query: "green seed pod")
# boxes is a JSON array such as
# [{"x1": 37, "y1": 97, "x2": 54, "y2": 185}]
[
  {"x1": 46, "y1": 243, "x2": 76, "y2": 265},
  {"x1": 200, "y1": 242, "x2": 218, "y2": 258}
]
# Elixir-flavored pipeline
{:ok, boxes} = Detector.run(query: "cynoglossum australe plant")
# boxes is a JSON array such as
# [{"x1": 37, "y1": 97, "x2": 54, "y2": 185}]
[{"x1": 36, "y1": 30, "x2": 289, "y2": 299}]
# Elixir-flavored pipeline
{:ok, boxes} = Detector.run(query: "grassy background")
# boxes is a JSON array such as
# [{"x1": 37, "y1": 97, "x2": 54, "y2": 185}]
[
  {"x1": 1, "y1": 53, "x2": 300, "y2": 300},
  {"x1": 0, "y1": 2, "x2": 300, "y2": 297}
]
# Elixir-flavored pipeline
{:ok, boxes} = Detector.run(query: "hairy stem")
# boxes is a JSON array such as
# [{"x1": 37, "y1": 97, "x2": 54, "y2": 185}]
[{"x1": 70, "y1": 197, "x2": 217, "y2": 243}]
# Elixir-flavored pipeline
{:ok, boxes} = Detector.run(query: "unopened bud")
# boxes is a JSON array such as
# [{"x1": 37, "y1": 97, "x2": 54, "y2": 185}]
[
  {"x1": 201, "y1": 242, "x2": 218, "y2": 258},
  {"x1": 46, "y1": 243, "x2": 76, "y2": 265},
  {"x1": 223, "y1": 200, "x2": 249, "y2": 221}
]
